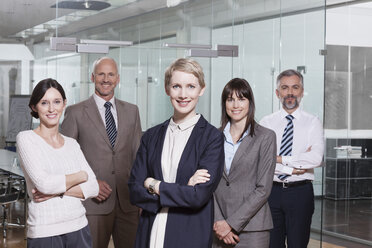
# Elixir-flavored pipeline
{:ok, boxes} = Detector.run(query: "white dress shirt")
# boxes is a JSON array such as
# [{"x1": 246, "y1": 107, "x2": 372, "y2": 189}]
[
  {"x1": 260, "y1": 108, "x2": 324, "y2": 182},
  {"x1": 93, "y1": 93, "x2": 118, "y2": 129},
  {"x1": 150, "y1": 114, "x2": 200, "y2": 248}
]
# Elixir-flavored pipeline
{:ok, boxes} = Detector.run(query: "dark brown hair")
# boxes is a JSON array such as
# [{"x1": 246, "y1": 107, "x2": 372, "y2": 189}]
[
  {"x1": 29, "y1": 78, "x2": 66, "y2": 119},
  {"x1": 221, "y1": 78, "x2": 257, "y2": 138}
]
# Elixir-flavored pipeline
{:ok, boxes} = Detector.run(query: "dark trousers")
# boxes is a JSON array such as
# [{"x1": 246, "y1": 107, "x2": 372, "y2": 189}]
[
  {"x1": 27, "y1": 225, "x2": 92, "y2": 248},
  {"x1": 268, "y1": 182, "x2": 314, "y2": 248}
]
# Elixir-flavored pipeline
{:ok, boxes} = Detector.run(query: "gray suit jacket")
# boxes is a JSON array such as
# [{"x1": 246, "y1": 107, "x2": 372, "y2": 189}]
[
  {"x1": 61, "y1": 96, "x2": 142, "y2": 215},
  {"x1": 214, "y1": 124, "x2": 276, "y2": 232}
]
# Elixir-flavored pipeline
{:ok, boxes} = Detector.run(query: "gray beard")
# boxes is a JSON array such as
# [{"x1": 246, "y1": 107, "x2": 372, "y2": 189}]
[{"x1": 281, "y1": 95, "x2": 300, "y2": 110}]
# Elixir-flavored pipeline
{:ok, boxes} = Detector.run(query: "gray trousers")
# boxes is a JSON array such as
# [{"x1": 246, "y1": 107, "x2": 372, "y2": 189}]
[
  {"x1": 27, "y1": 225, "x2": 92, "y2": 248},
  {"x1": 213, "y1": 230, "x2": 270, "y2": 248}
]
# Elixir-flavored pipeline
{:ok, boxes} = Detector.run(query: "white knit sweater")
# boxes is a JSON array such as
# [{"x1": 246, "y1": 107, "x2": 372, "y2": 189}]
[{"x1": 17, "y1": 130, "x2": 99, "y2": 238}]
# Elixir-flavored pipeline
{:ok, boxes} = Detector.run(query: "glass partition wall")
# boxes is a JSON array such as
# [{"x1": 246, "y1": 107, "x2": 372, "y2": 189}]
[
  {"x1": 322, "y1": 1, "x2": 372, "y2": 247},
  {"x1": 10, "y1": 0, "x2": 372, "y2": 247}
]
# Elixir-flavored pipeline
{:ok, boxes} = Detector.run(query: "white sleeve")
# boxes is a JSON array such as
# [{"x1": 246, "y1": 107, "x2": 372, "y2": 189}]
[
  {"x1": 73, "y1": 141, "x2": 99, "y2": 200},
  {"x1": 16, "y1": 133, "x2": 66, "y2": 195},
  {"x1": 281, "y1": 118, "x2": 324, "y2": 169}
]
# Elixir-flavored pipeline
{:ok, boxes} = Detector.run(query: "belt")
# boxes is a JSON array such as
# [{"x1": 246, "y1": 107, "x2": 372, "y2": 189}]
[{"x1": 273, "y1": 180, "x2": 312, "y2": 188}]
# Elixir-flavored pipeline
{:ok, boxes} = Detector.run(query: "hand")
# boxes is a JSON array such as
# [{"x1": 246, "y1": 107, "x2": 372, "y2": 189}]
[
  {"x1": 79, "y1": 170, "x2": 88, "y2": 182},
  {"x1": 188, "y1": 169, "x2": 210, "y2": 186},
  {"x1": 95, "y1": 180, "x2": 112, "y2": 202},
  {"x1": 292, "y1": 168, "x2": 307, "y2": 175},
  {"x1": 222, "y1": 231, "x2": 240, "y2": 246},
  {"x1": 213, "y1": 220, "x2": 232, "y2": 240},
  {"x1": 276, "y1": 156, "x2": 282, "y2": 164},
  {"x1": 144, "y1": 177, "x2": 154, "y2": 189},
  {"x1": 32, "y1": 188, "x2": 56, "y2": 202},
  {"x1": 144, "y1": 177, "x2": 160, "y2": 195},
  {"x1": 306, "y1": 146, "x2": 312, "y2": 152}
]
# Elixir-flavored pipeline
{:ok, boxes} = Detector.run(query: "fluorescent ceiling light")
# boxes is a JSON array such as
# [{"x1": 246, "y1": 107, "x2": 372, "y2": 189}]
[
  {"x1": 77, "y1": 44, "x2": 109, "y2": 54},
  {"x1": 80, "y1": 39, "x2": 133, "y2": 46},
  {"x1": 163, "y1": 43, "x2": 212, "y2": 49}
]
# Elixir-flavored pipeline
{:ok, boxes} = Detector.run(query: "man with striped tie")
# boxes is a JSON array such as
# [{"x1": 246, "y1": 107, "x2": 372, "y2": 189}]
[
  {"x1": 260, "y1": 69, "x2": 324, "y2": 248},
  {"x1": 61, "y1": 57, "x2": 142, "y2": 248}
]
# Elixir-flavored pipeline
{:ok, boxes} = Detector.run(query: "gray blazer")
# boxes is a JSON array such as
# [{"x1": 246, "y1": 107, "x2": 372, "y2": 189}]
[
  {"x1": 61, "y1": 96, "x2": 142, "y2": 215},
  {"x1": 214, "y1": 124, "x2": 276, "y2": 233}
]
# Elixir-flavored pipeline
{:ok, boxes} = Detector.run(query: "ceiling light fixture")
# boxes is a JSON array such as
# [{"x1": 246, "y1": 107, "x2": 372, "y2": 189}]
[
  {"x1": 163, "y1": 43, "x2": 212, "y2": 49},
  {"x1": 51, "y1": 1, "x2": 111, "y2": 11},
  {"x1": 84, "y1": 1, "x2": 91, "y2": 9},
  {"x1": 50, "y1": 37, "x2": 133, "y2": 54},
  {"x1": 81, "y1": 39, "x2": 133, "y2": 46}
]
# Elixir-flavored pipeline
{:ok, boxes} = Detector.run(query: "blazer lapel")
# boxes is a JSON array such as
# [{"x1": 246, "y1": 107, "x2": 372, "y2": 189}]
[
  {"x1": 228, "y1": 134, "x2": 254, "y2": 175},
  {"x1": 84, "y1": 96, "x2": 112, "y2": 149},
  {"x1": 153, "y1": 120, "x2": 169, "y2": 182},
  {"x1": 176, "y1": 116, "x2": 207, "y2": 183},
  {"x1": 222, "y1": 163, "x2": 229, "y2": 180},
  {"x1": 114, "y1": 99, "x2": 126, "y2": 151}
]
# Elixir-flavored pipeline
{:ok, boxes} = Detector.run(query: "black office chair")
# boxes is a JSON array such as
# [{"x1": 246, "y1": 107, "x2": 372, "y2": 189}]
[{"x1": 0, "y1": 173, "x2": 26, "y2": 238}]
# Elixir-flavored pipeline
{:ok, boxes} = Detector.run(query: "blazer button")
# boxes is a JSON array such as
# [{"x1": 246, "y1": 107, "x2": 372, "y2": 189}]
[
  {"x1": 112, "y1": 151, "x2": 115, "y2": 155},
  {"x1": 226, "y1": 182, "x2": 230, "y2": 186},
  {"x1": 112, "y1": 171, "x2": 115, "y2": 174}
]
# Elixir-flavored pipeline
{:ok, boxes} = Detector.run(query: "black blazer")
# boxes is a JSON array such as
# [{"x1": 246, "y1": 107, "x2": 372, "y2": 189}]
[{"x1": 129, "y1": 115, "x2": 224, "y2": 248}]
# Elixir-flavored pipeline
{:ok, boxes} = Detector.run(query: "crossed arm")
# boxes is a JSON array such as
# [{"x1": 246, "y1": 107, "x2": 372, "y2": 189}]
[
  {"x1": 128, "y1": 130, "x2": 224, "y2": 213},
  {"x1": 17, "y1": 133, "x2": 99, "y2": 202}
]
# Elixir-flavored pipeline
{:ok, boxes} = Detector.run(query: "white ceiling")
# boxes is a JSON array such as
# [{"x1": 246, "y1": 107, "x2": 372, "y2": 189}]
[
  {"x1": 0, "y1": 0, "x2": 168, "y2": 43},
  {"x1": 0, "y1": 0, "x2": 363, "y2": 44}
]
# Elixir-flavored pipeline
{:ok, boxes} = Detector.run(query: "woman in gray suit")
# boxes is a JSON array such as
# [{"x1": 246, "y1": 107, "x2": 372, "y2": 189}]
[{"x1": 212, "y1": 78, "x2": 277, "y2": 248}]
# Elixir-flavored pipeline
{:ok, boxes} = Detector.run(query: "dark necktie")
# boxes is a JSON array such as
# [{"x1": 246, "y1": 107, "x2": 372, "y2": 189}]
[
  {"x1": 278, "y1": 115, "x2": 294, "y2": 180},
  {"x1": 104, "y1": 102, "x2": 117, "y2": 147}
]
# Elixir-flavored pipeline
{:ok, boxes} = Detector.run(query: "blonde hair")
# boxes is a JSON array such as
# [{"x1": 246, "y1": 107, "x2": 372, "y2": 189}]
[{"x1": 164, "y1": 58, "x2": 205, "y2": 88}]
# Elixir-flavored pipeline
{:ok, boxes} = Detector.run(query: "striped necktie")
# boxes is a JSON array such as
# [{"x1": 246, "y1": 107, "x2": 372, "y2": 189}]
[
  {"x1": 278, "y1": 115, "x2": 294, "y2": 180},
  {"x1": 104, "y1": 102, "x2": 117, "y2": 147}
]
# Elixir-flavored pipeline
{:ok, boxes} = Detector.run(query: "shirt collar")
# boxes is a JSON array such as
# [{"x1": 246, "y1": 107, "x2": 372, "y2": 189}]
[
  {"x1": 93, "y1": 93, "x2": 116, "y2": 110},
  {"x1": 169, "y1": 114, "x2": 200, "y2": 132},
  {"x1": 279, "y1": 107, "x2": 301, "y2": 121},
  {"x1": 223, "y1": 122, "x2": 249, "y2": 144}
]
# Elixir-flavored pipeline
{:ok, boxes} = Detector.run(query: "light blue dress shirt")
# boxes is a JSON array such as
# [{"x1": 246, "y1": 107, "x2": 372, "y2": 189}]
[{"x1": 223, "y1": 122, "x2": 249, "y2": 175}]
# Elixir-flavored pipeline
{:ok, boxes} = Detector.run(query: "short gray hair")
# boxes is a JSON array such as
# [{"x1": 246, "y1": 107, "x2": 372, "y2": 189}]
[
  {"x1": 276, "y1": 69, "x2": 303, "y2": 89},
  {"x1": 92, "y1": 57, "x2": 118, "y2": 75}
]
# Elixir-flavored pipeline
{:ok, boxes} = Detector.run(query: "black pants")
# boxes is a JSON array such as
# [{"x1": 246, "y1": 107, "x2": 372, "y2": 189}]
[
  {"x1": 268, "y1": 182, "x2": 314, "y2": 248},
  {"x1": 27, "y1": 225, "x2": 92, "y2": 248}
]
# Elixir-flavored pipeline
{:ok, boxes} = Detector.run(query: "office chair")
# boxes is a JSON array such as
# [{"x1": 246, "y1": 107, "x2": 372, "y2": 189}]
[{"x1": 0, "y1": 173, "x2": 26, "y2": 238}]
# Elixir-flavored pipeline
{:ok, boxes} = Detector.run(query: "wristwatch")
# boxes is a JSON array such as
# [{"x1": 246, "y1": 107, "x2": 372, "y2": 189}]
[{"x1": 148, "y1": 179, "x2": 158, "y2": 194}]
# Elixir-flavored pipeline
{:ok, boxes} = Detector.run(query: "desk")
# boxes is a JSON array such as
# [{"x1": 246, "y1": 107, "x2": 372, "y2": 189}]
[{"x1": 0, "y1": 149, "x2": 23, "y2": 177}]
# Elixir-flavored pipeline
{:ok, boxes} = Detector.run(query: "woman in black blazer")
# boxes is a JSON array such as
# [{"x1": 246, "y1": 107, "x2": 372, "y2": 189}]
[
  {"x1": 213, "y1": 78, "x2": 277, "y2": 248},
  {"x1": 129, "y1": 58, "x2": 224, "y2": 248}
]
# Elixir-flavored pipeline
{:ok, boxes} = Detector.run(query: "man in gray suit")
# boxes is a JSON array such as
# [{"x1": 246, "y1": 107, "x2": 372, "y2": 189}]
[{"x1": 61, "y1": 57, "x2": 142, "y2": 248}]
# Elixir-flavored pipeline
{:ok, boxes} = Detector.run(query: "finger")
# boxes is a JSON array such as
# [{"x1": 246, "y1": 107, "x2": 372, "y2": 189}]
[
  {"x1": 101, "y1": 182, "x2": 112, "y2": 192},
  {"x1": 194, "y1": 177, "x2": 210, "y2": 184},
  {"x1": 196, "y1": 171, "x2": 210, "y2": 177},
  {"x1": 223, "y1": 236, "x2": 234, "y2": 245},
  {"x1": 99, "y1": 192, "x2": 109, "y2": 199},
  {"x1": 100, "y1": 188, "x2": 111, "y2": 197},
  {"x1": 233, "y1": 233, "x2": 240, "y2": 242},
  {"x1": 95, "y1": 195, "x2": 104, "y2": 202}
]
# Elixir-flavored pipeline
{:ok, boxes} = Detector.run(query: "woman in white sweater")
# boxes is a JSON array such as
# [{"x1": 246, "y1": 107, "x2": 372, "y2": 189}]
[{"x1": 17, "y1": 78, "x2": 99, "y2": 248}]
